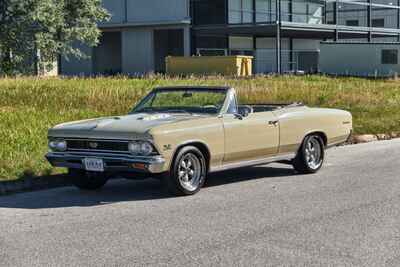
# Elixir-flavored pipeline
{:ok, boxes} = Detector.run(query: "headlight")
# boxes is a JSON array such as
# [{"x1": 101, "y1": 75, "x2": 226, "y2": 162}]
[
  {"x1": 128, "y1": 142, "x2": 141, "y2": 154},
  {"x1": 128, "y1": 141, "x2": 154, "y2": 156},
  {"x1": 49, "y1": 140, "x2": 67, "y2": 152},
  {"x1": 140, "y1": 142, "x2": 153, "y2": 156}
]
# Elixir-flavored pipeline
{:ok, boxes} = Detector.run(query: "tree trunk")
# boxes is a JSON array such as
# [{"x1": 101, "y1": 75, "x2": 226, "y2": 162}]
[
  {"x1": 0, "y1": 48, "x2": 13, "y2": 76},
  {"x1": 33, "y1": 39, "x2": 41, "y2": 76}
]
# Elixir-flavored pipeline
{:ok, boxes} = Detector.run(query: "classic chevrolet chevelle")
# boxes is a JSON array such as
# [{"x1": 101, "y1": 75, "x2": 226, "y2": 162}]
[{"x1": 46, "y1": 86, "x2": 352, "y2": 195}]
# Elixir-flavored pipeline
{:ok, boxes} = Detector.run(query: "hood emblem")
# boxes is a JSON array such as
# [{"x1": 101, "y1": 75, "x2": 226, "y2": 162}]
[{"x1": 89, "y1": 142, "x2": 99, "y2": 149}]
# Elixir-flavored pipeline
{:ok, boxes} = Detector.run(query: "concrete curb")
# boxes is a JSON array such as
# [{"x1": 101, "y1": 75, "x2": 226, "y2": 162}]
[{"x1": 0, "y1": 175, "x2": 70, "y2": 196}]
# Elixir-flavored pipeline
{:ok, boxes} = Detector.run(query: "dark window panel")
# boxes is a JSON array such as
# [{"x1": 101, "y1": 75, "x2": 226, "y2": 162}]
[{"x1": 382, "y1": 49, "x2": 398, "y2": 65}]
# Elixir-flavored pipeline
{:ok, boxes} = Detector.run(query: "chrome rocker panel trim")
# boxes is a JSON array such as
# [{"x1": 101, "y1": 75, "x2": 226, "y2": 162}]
[
  {"x1": 209, "y1": 153, "x2": 296, "y2": 173},
  {"x1": 46, "y1": 152, "x2": 166, "y2": 174}
]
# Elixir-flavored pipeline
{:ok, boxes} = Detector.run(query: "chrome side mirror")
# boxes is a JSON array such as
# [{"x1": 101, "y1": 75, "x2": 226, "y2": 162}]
[
  {"x1": 240, "y1": 108, "x2": 250, "y2": 118},
  {"x1": 234, "y1": 109, "x2": 249, "y2": 120},
  {"x1": 234, "y1": 113, "x2": 244, "y2": 120}
]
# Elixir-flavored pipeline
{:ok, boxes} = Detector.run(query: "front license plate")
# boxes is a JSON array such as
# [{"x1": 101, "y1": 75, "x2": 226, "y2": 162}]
[{"x1": 83, "y1": 158, "x2": 104, "y2": 172}]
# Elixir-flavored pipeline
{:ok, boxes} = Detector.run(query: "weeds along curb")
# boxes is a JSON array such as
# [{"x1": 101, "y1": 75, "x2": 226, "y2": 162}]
[
  {"x1": 349, "y1": 133, "x2": 400, "y2": 144},
  {"x1": 0, "y1": 175, "x2": 70, "y2": 196}
]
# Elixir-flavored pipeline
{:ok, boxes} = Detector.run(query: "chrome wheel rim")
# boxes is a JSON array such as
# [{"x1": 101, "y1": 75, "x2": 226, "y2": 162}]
[
  {"x1": 178, "y1": 153, "x2": 202, "y2": 192},
  {"x1": 305, "y1": 138, "x2": 323, "y2": 170}
]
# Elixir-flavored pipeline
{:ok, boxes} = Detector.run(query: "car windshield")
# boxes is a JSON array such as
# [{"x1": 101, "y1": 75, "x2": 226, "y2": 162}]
[{"x1": 131, "y1": 88, "x2": 227, "y2": 114}]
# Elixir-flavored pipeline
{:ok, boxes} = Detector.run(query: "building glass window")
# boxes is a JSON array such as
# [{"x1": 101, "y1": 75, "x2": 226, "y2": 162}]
[
  {"x1": 346, "y1": 20, "x2": 359, "y2": 26},
  {"x1": 372, "y1": 18, "x2": 385, "y2": 28},
  {"x1": 382, "y1": 49, "x2": 398, "y2": 65},
  {"x1": 195, "y1": 35, "x2": 228, "y2": 56},
  {"x1": 283, "y1": 0, "x2": 323, "y2": 24},
  {"x1": 256, "y1": 0, "x2": 276, "y2": 23},
  {"x1": 229, "y1": 0, "x2": 254, "y2": 24},
  {"x1": 192, "y1": 0, "x2": 226, "y2": 25}
]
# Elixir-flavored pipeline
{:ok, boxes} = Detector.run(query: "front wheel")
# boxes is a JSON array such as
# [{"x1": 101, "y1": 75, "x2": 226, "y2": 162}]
[
  {"x1": 293, "y1": 135, "x2": 325, "y2": 174},
  {"x1": 163, "y1": 146, "x2": 207, "y2": 196},
  {"x1": 68, "y1": 169, "x2": 109, "y2": 190}
]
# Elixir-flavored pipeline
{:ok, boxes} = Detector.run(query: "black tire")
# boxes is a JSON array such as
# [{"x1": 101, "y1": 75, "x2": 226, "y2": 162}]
[
  {"x1": 293, "y1": 134, "x2": 325, "y2": 174},
  {"x1": 68, "y1": 169, "x2": 109, "y2": 190},
  {"x1": 163, "y1": 146, "x2": 207, "y2": 196}
]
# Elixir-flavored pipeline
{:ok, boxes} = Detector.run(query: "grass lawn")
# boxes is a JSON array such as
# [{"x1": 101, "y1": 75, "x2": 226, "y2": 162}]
[{"x1": 1, "y1": 75, "x2": 400, "y2": 181}]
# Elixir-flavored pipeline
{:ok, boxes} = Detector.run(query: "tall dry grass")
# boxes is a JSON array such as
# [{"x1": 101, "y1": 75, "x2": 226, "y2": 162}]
[{"x1": 0, "y1": 75, "x2": 399, "y2": 180}]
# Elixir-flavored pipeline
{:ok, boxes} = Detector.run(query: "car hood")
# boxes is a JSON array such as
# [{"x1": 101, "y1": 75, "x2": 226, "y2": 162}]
[{"x1": 48, "y1": 113, "x2": 203, "y2": 140}]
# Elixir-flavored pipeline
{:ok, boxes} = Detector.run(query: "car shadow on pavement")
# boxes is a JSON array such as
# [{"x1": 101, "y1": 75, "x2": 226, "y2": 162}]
[
  {"x1": 0, "y1": 165, "x2": 295, "y2": 210},
  {"x1": 206, "y1": 165, "x2": 294, "y2": 187}
]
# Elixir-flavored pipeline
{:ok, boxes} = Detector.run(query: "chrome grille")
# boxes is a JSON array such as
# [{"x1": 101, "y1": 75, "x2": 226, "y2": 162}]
[{"x1": 66, "y1": 139, "x2": 129, "y2": 153}]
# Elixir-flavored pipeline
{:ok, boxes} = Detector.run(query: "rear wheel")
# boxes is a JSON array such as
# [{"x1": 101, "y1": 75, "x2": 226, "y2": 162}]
[
  {"x1": 68, "y1": 169, "x2": 109, "y2": 190},
  {"x1": 293, "y1": 135, "x2": 325, "y2": 174},
  {"x1": 163, "y1": 146, "x2": 207, "y2": 196}
]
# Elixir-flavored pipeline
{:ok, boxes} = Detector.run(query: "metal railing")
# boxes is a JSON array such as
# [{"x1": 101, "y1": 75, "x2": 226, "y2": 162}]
[
  {"x1": 226, "y1": 0, "x2": 400, "y2": 27},
  {"x1": 195, "y1": 48, "x2": 320, "y2": 74},
  {"x1": 254, "y1": 49, "x2": 320, "y2": 73}
]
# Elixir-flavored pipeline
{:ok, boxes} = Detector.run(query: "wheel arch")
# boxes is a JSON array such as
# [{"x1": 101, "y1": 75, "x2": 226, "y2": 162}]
[
  {"x1": 171, "y1": 141, "x2": 211, "y2": 172},
  {"x1": 301, "y1": 131, "x2": 328, "y2": 148}
]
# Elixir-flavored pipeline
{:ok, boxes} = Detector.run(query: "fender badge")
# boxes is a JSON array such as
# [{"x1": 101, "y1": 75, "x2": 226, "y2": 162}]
[{"x1": 163, "y1": 144, "x2": 172, "y2": 151}]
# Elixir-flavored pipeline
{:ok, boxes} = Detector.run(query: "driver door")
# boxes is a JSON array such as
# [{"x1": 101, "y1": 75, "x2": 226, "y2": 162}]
[{"x1": 222, "y1": 109, "x2": 280, "y2": 165}]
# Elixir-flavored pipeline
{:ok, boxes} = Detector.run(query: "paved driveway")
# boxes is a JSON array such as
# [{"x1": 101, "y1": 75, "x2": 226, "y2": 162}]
[{"x1": 1, "y1": 140, "x2": 400, "y2": 266}]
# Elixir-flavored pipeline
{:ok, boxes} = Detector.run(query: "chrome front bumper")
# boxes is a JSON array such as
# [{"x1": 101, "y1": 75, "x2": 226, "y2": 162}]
[{"x1": 46, "y1": 152, "x2": 166, "y2": 174}]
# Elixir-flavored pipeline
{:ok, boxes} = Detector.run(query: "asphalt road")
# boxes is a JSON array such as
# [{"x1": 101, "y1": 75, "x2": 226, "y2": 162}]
[{"x1": 1, "y1": 140, "x2": 400, "y2": 267}]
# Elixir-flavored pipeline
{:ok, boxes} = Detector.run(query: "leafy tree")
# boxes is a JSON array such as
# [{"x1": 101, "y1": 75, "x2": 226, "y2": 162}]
[{"x1": 0, "y1": 0, "x2": 109, "y2": 75}]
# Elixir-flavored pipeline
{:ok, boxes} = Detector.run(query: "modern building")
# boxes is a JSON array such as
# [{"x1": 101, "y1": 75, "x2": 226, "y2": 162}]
[
  {"x1": 320, "y1": 42, "x2": 400, "y2": 77},
  {"x1": 60, "y1": 0, "x2": 400, "y2": 76}
]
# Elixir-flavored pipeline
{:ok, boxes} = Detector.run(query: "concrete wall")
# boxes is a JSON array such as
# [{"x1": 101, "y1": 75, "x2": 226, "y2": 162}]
[
  {"x1": 127, "y1": 0, "x2": 189, "y2": 23},
  {"x1": 61, "y1": 25, "x2": 190, "y2": 76},
  {"x1": 93, "y1": 32, "x2": 122, "y2": 74},
  {"x1": 101, "y1": 0, "x2": 189, "y2": 25},
  {"x1": 102, "y1": 0, "x2": 125, "y2": 24},
  {"x1": 121, "y1": 29, "x2": 154, "y2": 74},
  {"x1": 60, "y1": 42, "x2": 93, "y2": 76},
  {"x1": 320, "y1": 43, "x2": 400, "y2": 77}
]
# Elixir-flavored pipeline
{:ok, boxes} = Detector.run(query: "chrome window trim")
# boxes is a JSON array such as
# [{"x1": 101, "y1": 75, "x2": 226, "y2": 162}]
[{"x1": 218, "y1": 88, "x2": 237, "y2": 116}]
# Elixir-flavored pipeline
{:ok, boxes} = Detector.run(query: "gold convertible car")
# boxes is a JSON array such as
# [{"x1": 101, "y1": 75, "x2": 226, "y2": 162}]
[{"x1": 46, "y1": 87, "x2": 352, "y2": 195}]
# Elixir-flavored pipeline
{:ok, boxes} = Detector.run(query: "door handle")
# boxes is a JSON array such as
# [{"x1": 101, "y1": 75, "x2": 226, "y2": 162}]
[{"x1": 268, "y1": 120, "x2": 279, "y2": 126}]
